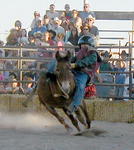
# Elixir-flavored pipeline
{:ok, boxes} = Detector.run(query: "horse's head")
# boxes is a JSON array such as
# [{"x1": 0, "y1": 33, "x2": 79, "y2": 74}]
[
  {"x1": 55, "y1": 50, "x2": 75, "y2": 96},
  {"x1": 55, "y1": 50, "x2": 71, "y2": 72}
]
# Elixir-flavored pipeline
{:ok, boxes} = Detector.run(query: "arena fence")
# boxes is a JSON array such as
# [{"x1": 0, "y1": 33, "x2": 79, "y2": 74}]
[
  {"x1": 0, "y1": 42, "x2": 133, "y2": 99},
  {"x1": 0, "y1": 95, "x2": 133, "y2": 123}
]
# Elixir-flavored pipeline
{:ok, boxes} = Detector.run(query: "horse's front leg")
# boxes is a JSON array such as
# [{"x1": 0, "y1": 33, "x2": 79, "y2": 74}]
[
  {"x1": 63, "y1": 107, "x2": 81, "y2": 132},
  {"x1": 45, "y1": 104, "x2": 72, "y2": 132}
]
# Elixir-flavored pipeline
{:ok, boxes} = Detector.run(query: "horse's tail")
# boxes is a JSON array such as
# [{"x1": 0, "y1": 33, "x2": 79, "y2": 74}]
[{"x1": 22, "y1": 82, "x2": 38, "y2": 107}]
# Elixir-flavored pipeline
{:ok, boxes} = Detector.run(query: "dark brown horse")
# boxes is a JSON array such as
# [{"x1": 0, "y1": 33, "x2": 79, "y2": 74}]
[{"x1": 24, "y1": 51, "x2": 91, "y2": 133}]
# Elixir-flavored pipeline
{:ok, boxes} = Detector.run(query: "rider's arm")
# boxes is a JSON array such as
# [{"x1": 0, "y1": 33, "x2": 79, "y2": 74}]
[{"x1": 75, "y1": 52, "x2": 97, "y2": 68}]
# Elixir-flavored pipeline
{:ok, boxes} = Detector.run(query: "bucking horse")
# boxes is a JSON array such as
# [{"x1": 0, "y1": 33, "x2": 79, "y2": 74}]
[{"x1": 23, "y1": 50, "x2": 91, "y2": 133}]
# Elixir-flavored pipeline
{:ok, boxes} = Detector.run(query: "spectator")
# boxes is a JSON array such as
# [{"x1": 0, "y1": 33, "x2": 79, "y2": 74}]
[
  {"x1": 70, "y1": 9, "x2": 82, "y2": 34},
  {"x1": 114, "y1": 60, "x2": 126, "y2": 100},
  {"x1": 6, "y1": 29, "x2": 19, "y2": 45},
  {"x1": 63, "y1": 4, "x2": 72, "y2": 20},
  {"x1": 46, "y1": 4, "x2": 60, "y2": 20},
  {"x1": 6, "y1": 20, "x2": 23, "y2": 46},
  {"x1": 79, "y1": 24, "x2": 91, "y2": 37},
  {"x1": 123, "y1": 71, "x2": 134, "y2": 100},
  {"x1": 56, "y1": 33, "x2": 65, "y2": 51},
  {"x1": 30, "y1": 11, "x2": 41, "y2": 30},
  {"x1": 50, "y1": 17, "x2": 65, "y2": 36},
  {"x1": 42, "y1": 15, "x2": 52, "y2": 30},
  {"x1": 47, "y1": 30, "x2": 57, "y2": 45},
  {"x1": 31, "y1": 19, "x2": 47, "y2": 36},
  {"x1": 64, "y1": 22, "x2": 76, "y2": 42},
  {"x1": 85, "y1": 14, "x2": 99, "y2": 45},
  {"x1": 100, "y1": 51, "x2": 113, "y2": 72},
  {"x1": 68, "y1": 27, "x2": 79, "y2": 47},
  {"x1": 80, "y1": 1, "x2": 95, "y2": 22},
  {"x1": 18, "y1": 29, "x2": 29, "y2": 46}
]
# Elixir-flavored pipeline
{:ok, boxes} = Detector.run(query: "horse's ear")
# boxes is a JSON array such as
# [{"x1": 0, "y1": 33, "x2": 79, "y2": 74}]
[
  {"x1": 65, "y1": 50, "x2": 71, "y2": 61},
  {"x1": 55, "y1": 51, "x2": 61, "y2": 61}
]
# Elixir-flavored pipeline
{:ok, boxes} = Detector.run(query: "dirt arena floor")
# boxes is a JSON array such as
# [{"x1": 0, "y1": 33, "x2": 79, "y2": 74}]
[{"x1": 0, "y1": 112, "x2": 134, "y2": 150}]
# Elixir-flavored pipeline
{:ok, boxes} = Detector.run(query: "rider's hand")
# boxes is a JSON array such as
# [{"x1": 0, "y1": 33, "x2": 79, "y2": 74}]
[{"x1": 70, "y1": 63, "x2": 76, "y2": 69}]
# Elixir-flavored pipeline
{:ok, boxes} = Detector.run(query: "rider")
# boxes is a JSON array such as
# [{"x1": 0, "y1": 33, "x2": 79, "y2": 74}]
[
  {"x1": 68, "y1": 34, "x2": 102, "y2": 113},
  {"x1": 47, "y1": 34, "x2": 102, "y2": 113}
]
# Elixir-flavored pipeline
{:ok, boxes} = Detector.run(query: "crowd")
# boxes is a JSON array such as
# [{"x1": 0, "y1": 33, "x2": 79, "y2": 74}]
[{"x1": 0, "y1": 1, "x2": 133, "y2": 100}]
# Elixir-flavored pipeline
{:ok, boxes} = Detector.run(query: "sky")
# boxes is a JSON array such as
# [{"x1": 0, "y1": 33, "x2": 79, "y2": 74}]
[{"x1": 0, "y1": 0, "x2": 134, "y2": 43}]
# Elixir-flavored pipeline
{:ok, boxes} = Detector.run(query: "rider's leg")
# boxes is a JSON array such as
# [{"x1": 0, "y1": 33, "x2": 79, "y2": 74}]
[{"x1": 68, "y1": 71, "x2": 89, "y2": 113}]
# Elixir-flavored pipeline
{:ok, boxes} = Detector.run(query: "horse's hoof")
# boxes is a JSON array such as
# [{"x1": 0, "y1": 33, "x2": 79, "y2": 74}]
[{"x1": 66, "y1": 127, "x2": 73, "y2": 134}]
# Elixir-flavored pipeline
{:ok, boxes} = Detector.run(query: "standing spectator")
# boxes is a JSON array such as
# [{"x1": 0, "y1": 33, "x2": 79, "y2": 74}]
[
  {"x1": 30, "y1": 11, "x2": 41, "y2": 30},
  {"x1": 62, "y1": 4, "x2": 72, "y2": 20},
  {"x1": 46, "y1": 4, "x2": 60, "y2": 20},
  {"x1": 100, "y1": 51, "x2": 113, "y2": 72},
  {"x1": 80, "y1": 1, "x2": 95, "y2": 22},
  {"x1": 114, "y1": 60, "x2": 126, "y2": 100}
]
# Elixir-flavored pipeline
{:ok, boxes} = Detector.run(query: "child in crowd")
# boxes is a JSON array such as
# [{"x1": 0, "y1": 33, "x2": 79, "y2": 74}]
[{"x1": 56, "y1": 33, "x2": 65, "y2": 51}]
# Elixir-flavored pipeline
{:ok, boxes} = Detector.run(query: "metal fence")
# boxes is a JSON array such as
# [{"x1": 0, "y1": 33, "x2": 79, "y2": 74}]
[{"x1": 0, "y1": 40, "x2": 133, "y2": 100}]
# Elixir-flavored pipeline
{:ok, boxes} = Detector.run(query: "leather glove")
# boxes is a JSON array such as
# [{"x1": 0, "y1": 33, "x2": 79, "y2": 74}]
[{"x1": 70, "y1": 63, "x2": 76, "y2": 69}]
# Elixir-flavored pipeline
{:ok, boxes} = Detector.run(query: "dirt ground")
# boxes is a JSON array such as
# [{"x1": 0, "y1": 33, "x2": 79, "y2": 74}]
[{"x1": 0, "y1": 112, "x2": 134, "y2": 150}]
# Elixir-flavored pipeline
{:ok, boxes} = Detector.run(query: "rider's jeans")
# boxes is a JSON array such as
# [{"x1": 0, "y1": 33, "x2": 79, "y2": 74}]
[
  {"x1": 70, "y1": 71, "x2": 89, "y2": 111},
  {"x1": 47, "y1": 59, "x2": 57, "y2": 73}
]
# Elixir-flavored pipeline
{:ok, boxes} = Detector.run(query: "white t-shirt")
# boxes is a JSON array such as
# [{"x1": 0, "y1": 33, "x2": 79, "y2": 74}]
[{"x1": 46, "y1": 11, "x2": 60, "y2": 20}]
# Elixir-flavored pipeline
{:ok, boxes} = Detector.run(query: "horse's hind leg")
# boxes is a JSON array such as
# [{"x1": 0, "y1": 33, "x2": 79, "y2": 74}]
[
  {"x1": 75, "y1": 107, "x2": 87, "y2": 127},
  {"x1": 44, "y1": 104, "x2": 72, "y2": 132},
  {"x1": 63, "y1": 107, "x2": 81, "y2": 132},
  {"x1": 80, "y1": 101, "x2": 91, "y2": 128}
]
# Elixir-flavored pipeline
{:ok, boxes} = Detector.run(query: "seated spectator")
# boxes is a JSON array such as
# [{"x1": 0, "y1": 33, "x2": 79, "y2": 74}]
[
  {"x1": 84, "y1": 14, "x2": 99, "y2": 45},
  {"x1": 64, "y1": 22, "x2": 75, "y2": 42},
  {"x1": 46, "y1": 4, "x2": 60, "y2": 20},
  {"x1": 56, "y1": 33, "x2": 65, "y2": 51},
  {"x1": 6, "y1": 20, "x2": 23, "y2": 46},
  {"x1": 34, "y1": 32, "x2": 43, "y2": 46},
  {"x1": 30, "y1": 11, "x2": 41, "y2": 30},
  {"x1": 42, "y1": 15, "x2": 52, "y2": 30},
  {"x1": 47, "y1": 30, "x2": 57, "y2": 45},
  {"x1": 18, "y1": 29, "x2": 29, "y2": 46},
  {"x1": 79, "y1": 1, "x2": 95, "y2": 22},
  {"x1": 70, "y1": 10, "x2": 81, "y2": 24},
  {"x1": 6, "y1": 29, "x2": 19, "y2": 45},
  {"x1": 28, "y1": 31, "x2": 36, "y2": 46},
  {"x1": 67, "y1": 27, "x2": 79, "y2": 48},
  {"x1": 79, "y1": 24, "x2": 91, "y2": 37},
  {"x1": 31, "y1": 19, "x2": 47, "y2": 36},
  {"x1": 50, "y1": 17, "x2": 65, "y2": 36}
]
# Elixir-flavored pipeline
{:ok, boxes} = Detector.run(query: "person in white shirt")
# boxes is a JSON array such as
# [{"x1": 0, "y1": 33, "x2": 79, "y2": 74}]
[
  {"x1": 50, "y1": 17, "x2": 65, "y2": 38},
  {"x1": 30, "y1": 11, "x2": 41, "y2": 30},
  {"x1": 46, "y1": 4, "x2": 60, "y2": 20},
  {"x1": 80, "y1": 2, "x2": 95, "y2": 22}
]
